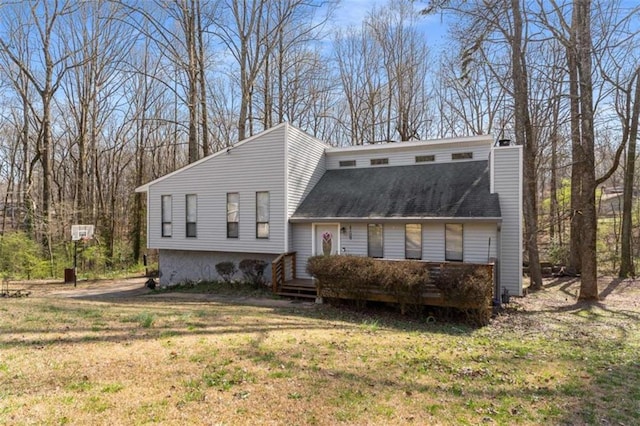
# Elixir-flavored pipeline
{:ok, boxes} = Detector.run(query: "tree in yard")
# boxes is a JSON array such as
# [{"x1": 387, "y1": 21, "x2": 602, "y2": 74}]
[
  {"x1": 536, "y1": 0, "x2": 637, "y2": 298},
  {"x1": 0, "y1": 0, "x2": 87, "y2": 257},
  {"x1": 615, "y1": 66, "x2": 640, "y2": 277},
  {"x1": 121, "y1": 0, "x2": 214, "y2": 163},
  {"x1": 367, "y1": 0, "x2": 430, "y2": 141},
  {"x1": 424, "y1": 0, "x2": 543, "y2": 291},
  {"x1": 59, "y1": 0, "x2": 134, "y2": 225}
]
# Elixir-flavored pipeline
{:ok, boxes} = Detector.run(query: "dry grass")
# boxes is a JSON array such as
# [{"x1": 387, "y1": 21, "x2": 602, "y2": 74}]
[{"x1": 0, "y1": 277, "x2": 638, "y2": 425}]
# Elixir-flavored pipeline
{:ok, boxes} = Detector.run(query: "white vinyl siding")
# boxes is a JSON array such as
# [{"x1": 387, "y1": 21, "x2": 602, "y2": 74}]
[
  {"x1": 161, "y1": 195, "x2": 172, "y2": 237},
  {"x1": 286, "y1": 126, "x2": 327, "y2": 217},
  {"x1": 291, "y1": 223, "x2": 313, "y2": 279},
  {"x1": 491, "y1": 145, "x2": 524, "y2": 295},
  {"x1": 423, "y1": 223, "x2": 445, "y2": 261},
  {"x1": 463, "y1": 223, "x2": 498, "y2": 263},
  {"x1": 383, "y1": 223, "x2": 404, "y2": 258},
  {"x1": 147, "y1": 124, "x2": 286, "y2": 253},
  {"x1": 325, "y1": 136, "x2": 492, "y2": 170},
  {"x1": 340, "y1": 223, "x2": 368, "y2": 256},
  {"x1": 185, "y1": 194, "x2": 197, "y2": 238}
]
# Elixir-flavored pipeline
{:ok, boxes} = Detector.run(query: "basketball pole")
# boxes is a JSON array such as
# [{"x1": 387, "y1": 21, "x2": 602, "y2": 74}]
[{"x1": 74, "y1": 240, "x2": 77, "y2": 287}]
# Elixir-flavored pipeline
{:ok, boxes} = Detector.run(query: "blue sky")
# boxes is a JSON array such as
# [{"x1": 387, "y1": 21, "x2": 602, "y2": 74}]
[{"x1": 327, "y1": 0, "x2": 450, "y2": 49}]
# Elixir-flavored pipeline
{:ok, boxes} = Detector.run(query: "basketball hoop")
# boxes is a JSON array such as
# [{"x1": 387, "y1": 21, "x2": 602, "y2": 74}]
[
  {"x1": 71, "y1": 224, "x2": 94, "y2": 241},
  {"x1": 70, "y1": 225, "x2": 95, "y2": 287}
]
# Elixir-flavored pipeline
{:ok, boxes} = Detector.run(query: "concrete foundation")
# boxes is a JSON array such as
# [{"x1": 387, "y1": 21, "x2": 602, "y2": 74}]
[{"x1": 158, "y1": 250, "x2": 278, "y2": 287}]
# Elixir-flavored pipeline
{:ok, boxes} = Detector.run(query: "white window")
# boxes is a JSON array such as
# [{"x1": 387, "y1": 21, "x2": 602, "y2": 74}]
[
  {"x1": 405, "y1": 224, "x2": 422, "y2": 260},
  {"x1": 415, "y1": 155, "x2": 435, "y2": 163},
  {"x1": 227, "y1": 193, "x2": 239, "y2": 238},
  {"x1": 445, "y1": 223, "x2": 463, "y2": 261},
  {"x1": 370, "y1": 158, "x2": 389, "y2": 166},
  {"x1": 161, "y1": 195, "x2": 172, "y2": 237},
  {"x1": 186, "y1": 194, "x2": 197, "y2": 238},
  {"x1": 256, "y1": 192, "x2": 269, "y2": 239},
  {"x1": 367, "y1": 224, "x2": 383, "y2": 258},
  {"x1": 452, "y1": 152, "x2": 473, "y2": 160}
]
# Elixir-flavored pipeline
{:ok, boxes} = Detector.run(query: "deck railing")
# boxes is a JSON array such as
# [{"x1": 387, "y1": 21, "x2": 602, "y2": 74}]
[{"x1": 271, "y1": 252, "x2": 296, "y2": 293}]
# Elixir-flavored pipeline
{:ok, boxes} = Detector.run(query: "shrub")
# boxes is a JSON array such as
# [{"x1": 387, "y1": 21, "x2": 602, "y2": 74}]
[
  {"x1": 307, "y1": 255, "x2": 430, "y2": 313},
  {"x1": 546, "y1": 239, "x2": 569, "y2": 266},
  {"x1": 432, "y1": 265, "x2": 493, "y2": 326},
  {"x1": 239, "y1": 259, "x2": 267, "y2": 288},
  {"x1": 215, "y1": 261, "x2": 237, "y2": 283},
  {"x1": 308, "y1": 255, "x2": 494, "y2": 325},
  {"x1": 0, "y1": 232, "x2": 42, "y2": 279}
]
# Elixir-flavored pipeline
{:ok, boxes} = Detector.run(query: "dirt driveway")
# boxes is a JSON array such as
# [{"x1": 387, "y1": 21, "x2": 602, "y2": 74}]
[{"x1": 12, "y1": 276, "x2": 315, "y2": 309}]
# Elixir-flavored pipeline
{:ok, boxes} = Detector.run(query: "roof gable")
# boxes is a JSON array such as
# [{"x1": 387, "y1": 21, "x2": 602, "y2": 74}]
[{"x1": 135, "y1": 122, "x2": 289, "y2": 192}]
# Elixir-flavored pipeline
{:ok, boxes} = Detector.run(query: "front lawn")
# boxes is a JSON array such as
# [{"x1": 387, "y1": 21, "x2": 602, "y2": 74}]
[{"x1": 0, "y1": 277, "x2": 638, "y2": 425}]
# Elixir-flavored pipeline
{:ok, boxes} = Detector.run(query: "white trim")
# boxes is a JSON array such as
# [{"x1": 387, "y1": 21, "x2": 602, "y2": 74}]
[
  {"x1": 325, "y1": 134, "x2": 493, "y2": 154},
  {"x1": 284, "y1": 123, "x2": 290, "y2": 252},
  {"x1": 291, "y1": 217, "x2": 502, "y2": 224},
  {"x1": 135, "y1": 123, "x2": 289, "y2": 193},
  {"x1": 146, "y1": 190, "x2": 151, "y2": 248},
  {"x1": 489, "y1": 148, "x2": 495, "y2": 193},
  {"x1": 517, "y1": 145, "x2": 523, "y2": 294}
]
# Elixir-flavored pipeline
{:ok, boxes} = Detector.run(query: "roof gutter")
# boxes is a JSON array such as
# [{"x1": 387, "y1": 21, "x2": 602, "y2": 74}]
[{"x1": 289, "y1": 216, "x2": 502, "y2": 224}]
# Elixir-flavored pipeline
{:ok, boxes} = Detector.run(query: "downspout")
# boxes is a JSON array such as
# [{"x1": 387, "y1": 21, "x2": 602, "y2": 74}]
[{"x1": 283, "y1": 124, "x2": 290, "y2": 253}]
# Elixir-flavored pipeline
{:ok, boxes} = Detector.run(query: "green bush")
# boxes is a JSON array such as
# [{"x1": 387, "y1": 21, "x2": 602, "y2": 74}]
[
  {"x1": 239, "y1": 259, "x2": 267, "y2": 288},
  {"x1": 0, "y1": 232, "x2": 42, "y2": 279},
  {"x1": 546, "y1": 239, "x2": 569, "y2": 266},
  {"x1": 215, "y1": 261, "x2": 237, "y2": 283}
]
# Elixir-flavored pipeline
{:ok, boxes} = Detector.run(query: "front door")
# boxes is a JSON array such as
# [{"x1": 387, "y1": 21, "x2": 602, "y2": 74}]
[{"x1": 314, "y1": 224, "x2": 340, "y2": 256}]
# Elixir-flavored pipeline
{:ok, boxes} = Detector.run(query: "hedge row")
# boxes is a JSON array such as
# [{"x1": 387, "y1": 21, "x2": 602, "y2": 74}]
[{"x1": 306, "y1": 255, "x2": 493, "y2": 325}]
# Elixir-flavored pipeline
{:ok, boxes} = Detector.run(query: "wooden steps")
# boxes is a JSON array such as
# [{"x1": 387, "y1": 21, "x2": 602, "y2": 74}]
[{"x1": 275, "y1": 278, "x2": 316, "y2": 299}]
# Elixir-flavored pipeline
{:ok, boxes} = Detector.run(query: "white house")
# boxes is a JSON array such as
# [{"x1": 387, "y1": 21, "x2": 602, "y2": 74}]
[{"x1": 135, "y1": 123, "x2": 523, "y2": 296}]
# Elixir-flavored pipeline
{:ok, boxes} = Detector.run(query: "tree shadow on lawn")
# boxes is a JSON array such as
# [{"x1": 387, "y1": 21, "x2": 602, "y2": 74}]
[
  {"x1": 73, "y1": 285, "x2": 481, "y2": 336},
  {"x1": 0, "y1": 293, "x2": 477, "y2": 350},
  {"x1": 557, "y1": 358, "x2": 640, "y2": 425}
]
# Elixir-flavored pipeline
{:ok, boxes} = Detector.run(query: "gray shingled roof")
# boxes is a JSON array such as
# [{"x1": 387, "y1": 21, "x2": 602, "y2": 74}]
[{"x1": 291, "y1": 160, "x2": 501, "y2": 219}]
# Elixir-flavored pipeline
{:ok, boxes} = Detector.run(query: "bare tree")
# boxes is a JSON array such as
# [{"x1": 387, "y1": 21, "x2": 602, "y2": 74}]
[
  {"x1": 121, "y1": 0, "x2": 215, "y2": 163},
  {"x1": 0, "y1": 0, "x2": 87, "y2": 253},
  {"x1": 59, "y1": 0, "x2": 133, "y2": 224},
  {"x1": 367, "y1": 0, "x2": 430, "y2": 141},
  {"x1": 616, "y1": 67, "x2": 640, "y2": 277},
  {"x1": 425, "y1": 0, "x2": 544, "y2": 290}
]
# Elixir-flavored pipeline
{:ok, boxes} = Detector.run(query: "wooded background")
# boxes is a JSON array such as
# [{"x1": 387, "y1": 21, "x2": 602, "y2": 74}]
[{"x1": 0, "y1": 0, "x2": 638, "y2": 299}]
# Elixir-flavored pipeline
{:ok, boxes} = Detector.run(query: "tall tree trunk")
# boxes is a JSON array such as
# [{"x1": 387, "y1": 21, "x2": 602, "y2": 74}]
[
  {"x1": 574, "y1": 0, "x2": 598, "y2": 300},
  {"x1": 186, "y1": 2, "x2": 199, "y2": 163},
  {"x1": 619, "y1": 70, "x2": 640, "y2": 277},
  {"x1": 550, "y1": 130, "x2": 559, "y2": 244},
  {"x1": 511, "y1": 0, "x2": 542, "y2": 290},
  {"x1": 567, "y1": 31, "x2": 583, "y2": 275},
  {"x1": 196, "y1": 0, "x2": 209, "y2": 157}
]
